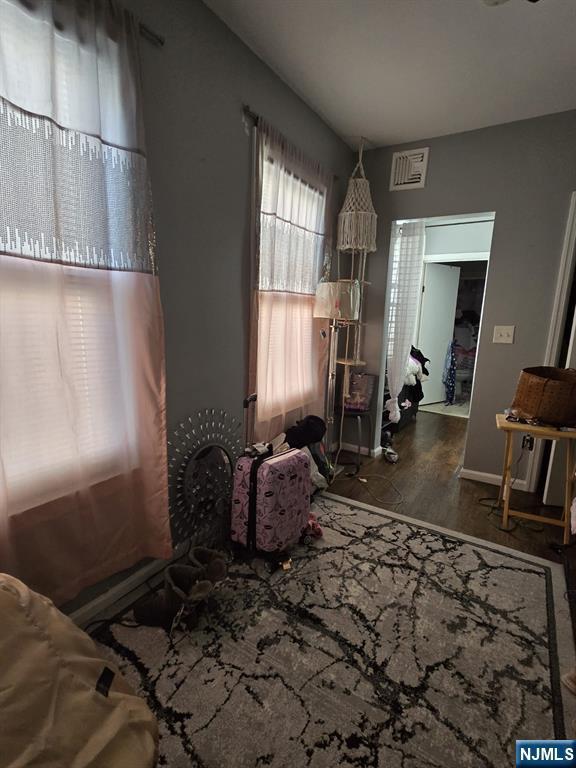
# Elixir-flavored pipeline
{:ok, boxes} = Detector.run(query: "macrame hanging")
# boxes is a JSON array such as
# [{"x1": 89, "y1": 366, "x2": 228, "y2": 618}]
[{"x1": 337, "y1": 141, "x2": 377, "y2": 253}]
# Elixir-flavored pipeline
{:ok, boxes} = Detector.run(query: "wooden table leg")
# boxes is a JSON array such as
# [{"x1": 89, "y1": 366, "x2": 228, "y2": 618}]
[
  {"x1": 564, "y1": 440, "x2": 575, "y2": 545},
  {"x1": 501, "y1": 430, "x2": 514, "y2": 531},
  {"x1": 498, "y1": 430, "x2": 512, "y2": 510}
]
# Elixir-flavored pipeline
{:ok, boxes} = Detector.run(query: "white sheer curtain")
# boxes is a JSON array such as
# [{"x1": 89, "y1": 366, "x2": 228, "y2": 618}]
[
  {"x1": 384, "y1": 221, "x2": 426, "y2": 422},
  {"x1": 251, "y1": 122, "x2": 331, "y2": 441},
  {"x1": 0, "y1": 0, "x2": 171, "y2": 605}
]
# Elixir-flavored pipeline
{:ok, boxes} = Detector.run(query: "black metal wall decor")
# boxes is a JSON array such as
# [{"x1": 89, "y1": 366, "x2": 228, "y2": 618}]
[{"x1": 167, "y1": 409, "x2": 243, "y2": 549}]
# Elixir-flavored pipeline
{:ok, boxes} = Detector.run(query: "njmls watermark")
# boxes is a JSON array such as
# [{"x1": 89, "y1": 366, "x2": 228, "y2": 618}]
[{"x1": 516, "y1": 741, "x2": 576, "y2": 767}]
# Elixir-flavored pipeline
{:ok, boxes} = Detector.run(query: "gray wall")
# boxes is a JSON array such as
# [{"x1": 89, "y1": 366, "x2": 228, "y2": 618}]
[
  {"x1": 124, "y1": 0, "x2": 352, "y2": 433},
  {"x1": 363, "y1": 110, "x2": 576, "y2": 481}
]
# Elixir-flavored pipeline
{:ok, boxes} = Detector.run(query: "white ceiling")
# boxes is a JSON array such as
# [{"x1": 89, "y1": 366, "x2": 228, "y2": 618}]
[{"x1": 203, "y1": 0, "x2": 576, "y2": 148}]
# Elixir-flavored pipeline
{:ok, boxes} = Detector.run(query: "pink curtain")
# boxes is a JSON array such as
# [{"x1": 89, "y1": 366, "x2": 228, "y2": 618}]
[
  {"x1": 0, "y1": 0, "x2": 171, "y2": 604},
  {"x1": 256, "y1": 293, "x2": 328, "y2": 441},
  {"x1": 250, "y1": 121, "x2": 331, "y2": 441}
]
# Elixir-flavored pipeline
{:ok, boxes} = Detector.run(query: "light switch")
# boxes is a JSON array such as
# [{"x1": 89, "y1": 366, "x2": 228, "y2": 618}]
[{"x1": 493, "y1": 325, "x2": 515, "y2": 344}]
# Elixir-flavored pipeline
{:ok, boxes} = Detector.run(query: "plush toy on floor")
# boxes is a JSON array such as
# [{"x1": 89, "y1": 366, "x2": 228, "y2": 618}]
[{"x1": 301, "y1": 513, "x2": 323, "y2": 545}]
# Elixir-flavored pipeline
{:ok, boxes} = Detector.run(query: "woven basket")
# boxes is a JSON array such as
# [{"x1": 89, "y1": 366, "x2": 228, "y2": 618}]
[{"x1": 510, "y1": 366, "x2": 576, "y2": 426}]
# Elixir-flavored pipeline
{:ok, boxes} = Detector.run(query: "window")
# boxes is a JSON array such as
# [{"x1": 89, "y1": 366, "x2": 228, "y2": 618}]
[
  {"x1": 256, "y1": 155, "x2": 327, "y2": 422},
  {"x1": 0, "y1": 0, "x2": 171, "y2": 604},
  {"x1": 0, "y1": 258, "x2": 135, "y2": 515},
  {"x1": 259, "y1": 159, "x2": 326, "y2": 295}
]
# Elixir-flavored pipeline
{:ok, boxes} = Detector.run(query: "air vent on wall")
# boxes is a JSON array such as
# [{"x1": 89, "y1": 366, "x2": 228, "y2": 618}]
[{"x1": 389, "y1": 147, "x2": 429, "y2": 191}]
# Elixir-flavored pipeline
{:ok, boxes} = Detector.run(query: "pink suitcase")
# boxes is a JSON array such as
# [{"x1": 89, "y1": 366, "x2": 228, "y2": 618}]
[{"x1": 231, "y1": 448, "x2": 311, "y2": 553}]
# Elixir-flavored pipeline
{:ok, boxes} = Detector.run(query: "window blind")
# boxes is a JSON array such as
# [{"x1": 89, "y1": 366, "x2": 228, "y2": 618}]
[{"x1": 0, "y1": 258, "x2": 132, "y2": 515}]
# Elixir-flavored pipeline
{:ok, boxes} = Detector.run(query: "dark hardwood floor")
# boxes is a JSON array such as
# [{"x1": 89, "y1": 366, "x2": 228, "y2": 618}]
[{"x1": 330, "y1": 411, "x2": 564, "y2": 562}]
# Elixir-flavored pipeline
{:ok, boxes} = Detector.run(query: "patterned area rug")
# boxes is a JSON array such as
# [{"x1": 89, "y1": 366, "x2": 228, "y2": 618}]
[{"x1": 96, "y1": 494, "x2": 571, "y2": 767}]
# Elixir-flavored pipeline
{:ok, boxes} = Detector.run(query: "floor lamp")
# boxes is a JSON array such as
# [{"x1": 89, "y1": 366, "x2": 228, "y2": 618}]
[
  {"x1": 313, "y1": 281, "x2": 361, "y2": 453},
  {"x1": 315, "y1": 141, "x2": 377, "y2": 459}
]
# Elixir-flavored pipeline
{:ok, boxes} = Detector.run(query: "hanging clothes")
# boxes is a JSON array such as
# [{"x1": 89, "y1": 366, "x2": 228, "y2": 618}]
[{"x1": 443, "y1": 341, "x2": 457, "y2": 405}]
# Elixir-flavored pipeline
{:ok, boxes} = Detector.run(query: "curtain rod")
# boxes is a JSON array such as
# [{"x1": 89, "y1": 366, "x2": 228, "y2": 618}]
[
  {"x1": 242, "y1": 104, "x2": 340, "y2": 182},
  {"x1": 139, "y1": 21, "x2": 165, "y2": 48},
  {"x1": 243, "y1": 104, "x2": 259, "y2": 124}
]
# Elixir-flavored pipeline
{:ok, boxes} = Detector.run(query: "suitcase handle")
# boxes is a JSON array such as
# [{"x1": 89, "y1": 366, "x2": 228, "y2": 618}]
[{"x1": 243, "y1": 393, "x2": 258, "y2": 448}]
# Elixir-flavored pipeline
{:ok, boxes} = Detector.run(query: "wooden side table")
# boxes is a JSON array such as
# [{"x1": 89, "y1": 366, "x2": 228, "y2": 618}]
[{"x1": 495, "y1": 413, "x2": 576, "y2": 544}]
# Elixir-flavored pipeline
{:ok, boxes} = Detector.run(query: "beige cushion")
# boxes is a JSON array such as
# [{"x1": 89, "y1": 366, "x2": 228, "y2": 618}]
[{"x1": 0, "y1": 573, "x2": 157, "y2": 768}]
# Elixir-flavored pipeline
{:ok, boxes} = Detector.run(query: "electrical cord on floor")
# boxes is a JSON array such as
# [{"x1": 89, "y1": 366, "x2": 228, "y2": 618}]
[
  {"x1": 483, "y1": 504, "x2": 546, "y2": 533},
  {"x1": 355, "y1": 473, "x2": 404, "y2": 506},
  {"x1": 477, "y1": 446, "x2": 546, "y2": 534}
]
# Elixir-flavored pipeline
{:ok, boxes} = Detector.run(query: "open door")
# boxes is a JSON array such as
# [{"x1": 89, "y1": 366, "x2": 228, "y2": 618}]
[{"x1": 417, "y1": 263, "x2": 460, "y2": 404}]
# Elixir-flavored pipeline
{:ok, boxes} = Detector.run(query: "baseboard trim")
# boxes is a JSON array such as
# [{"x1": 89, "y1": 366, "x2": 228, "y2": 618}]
[
  {"x1": 68, "y1": 542, "x2": 190, "y2": 629},
  {"x1": 69, "y1": 558, "x2": 168, "y2": 628},
  {"x1": 371, "y1": 446, "x2": 383, "y2": 458},
  {"x1": 459, "y1": 467, "x2": 529, "y2": 492}
]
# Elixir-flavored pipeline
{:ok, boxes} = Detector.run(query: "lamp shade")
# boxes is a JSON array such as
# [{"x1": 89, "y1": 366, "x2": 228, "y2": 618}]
[{"x1": 313, "y1": 280, "x2": 360, "y2": 320}]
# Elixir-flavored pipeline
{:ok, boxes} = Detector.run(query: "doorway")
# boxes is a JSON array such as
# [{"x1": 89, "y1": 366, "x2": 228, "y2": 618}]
[
  {"x1": 382, "y1": 212, "x2": 494, "y2": 456},
  {"x1": 418, "y1": 258, "x2": 488, "y2": 418}
]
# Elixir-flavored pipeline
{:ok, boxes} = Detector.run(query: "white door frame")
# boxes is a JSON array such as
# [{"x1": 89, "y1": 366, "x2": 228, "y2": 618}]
[
  {"x1": 375, "y1": 213, "x2": 494, "y2": 452},
  {"x1": 526, "y1": 191, "x2": 576, "y2": 492},
  {"x1": 423, "y1": 251, "x2": 490, "y2": 263}
]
